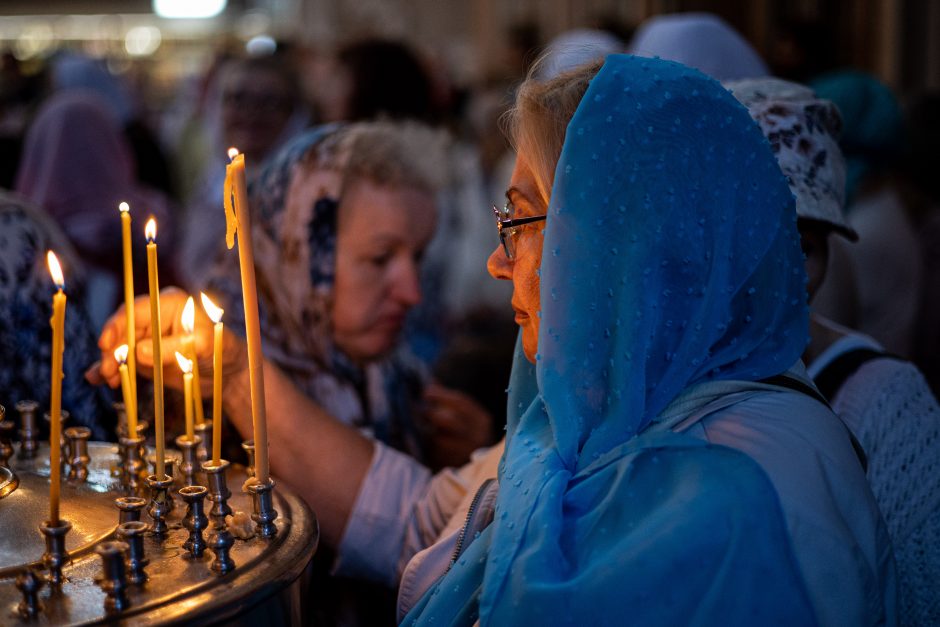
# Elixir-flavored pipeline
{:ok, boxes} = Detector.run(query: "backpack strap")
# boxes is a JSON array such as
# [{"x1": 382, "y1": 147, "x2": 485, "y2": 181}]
[
  {"x1": 759, "y1": 373, "x2": 869, "y2": 472},
  {"x1": 812, "y1": 347, "x2": 903, "y2": 402}
]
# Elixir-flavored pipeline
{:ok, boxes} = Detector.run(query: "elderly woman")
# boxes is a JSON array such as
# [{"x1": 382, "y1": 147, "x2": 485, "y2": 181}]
[
  {"x1": 97, "y1": 57, "x2": 892, "y2": 625},
  {"x1": 94, "y1": 120, "x2": 494, "y2": 513}
]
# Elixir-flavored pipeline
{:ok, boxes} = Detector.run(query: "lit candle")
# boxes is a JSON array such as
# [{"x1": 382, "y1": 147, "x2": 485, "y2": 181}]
[
  {"x1": 113, "y1": 344, "x2": 138, "y2": 438},
  {"x1": 200, "y1": 293, "x2": 224, "y2": 464},
  {"x1": 145, "y1": 218, "x2": 166, "y2": 480},
  {"x1": 175, "y1": 352, "x2": 194, "y2": 441},
  {"x1": 180, "y1": 296, "x2": 205, "y2": 427},
  {"x1": 46, "y1": 251, "x2": 66, "y2": 525},
  {"x1": 224, "y1": 147, "x2": 269, "y2": 483},
  {"x1": 118, "y1": 202, "x2": 137, "y2": 418}
]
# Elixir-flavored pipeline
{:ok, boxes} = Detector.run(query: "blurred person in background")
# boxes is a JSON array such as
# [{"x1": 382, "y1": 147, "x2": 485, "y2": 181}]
[
  {"x1": 905, "y1": 94, "x2": 940, "y2": 396},
  {"x1": 629, "y1": 12, "x2": 769, "y2": 81},
  {"x1": 731, "y1": 77, "x2": 939, "y2": 626},
  {"x1": 0, "y1": 191, "x2": 115, "y2": 440},
  {"x1": 810, "y1": 71, "x2": 923, "y2": 359},
  {"x1": 49, "y1": 51, "x2": 175, "y2": 200},
  {"x1": 176, "y1": 52, "x2": 310, "y2": 290},
  {"x1": 14, "y1": 89, "x2": 177, "y2": 329}
]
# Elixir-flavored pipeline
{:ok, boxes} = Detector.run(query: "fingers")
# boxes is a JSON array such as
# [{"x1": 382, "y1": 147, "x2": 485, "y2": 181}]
[
  {"x1": 136, "y1": 333, "x2": 186, "y2": 366},
  {"x1": 90, "y1": 287, "x2": 215, "y2": 393}
]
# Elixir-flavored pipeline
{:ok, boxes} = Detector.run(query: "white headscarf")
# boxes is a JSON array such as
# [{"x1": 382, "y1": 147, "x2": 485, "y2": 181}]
[{"x1": 629, "y1": 12, "x2": 768, "y2": 81}]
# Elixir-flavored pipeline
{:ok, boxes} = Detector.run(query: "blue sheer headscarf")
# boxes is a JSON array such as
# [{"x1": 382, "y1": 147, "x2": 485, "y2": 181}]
[{"x1": 404, "y1": 55, "x2": 815, "y2": 626}]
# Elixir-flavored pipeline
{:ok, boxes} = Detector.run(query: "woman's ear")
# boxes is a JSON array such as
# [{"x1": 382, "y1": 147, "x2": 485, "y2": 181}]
[{"x1": 798, "y1": 222, "x2": 831, "y2": 302}]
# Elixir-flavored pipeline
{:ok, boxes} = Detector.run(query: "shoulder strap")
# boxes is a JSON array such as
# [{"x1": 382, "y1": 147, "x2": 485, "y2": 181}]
[
  {"x1": 759, "y1": 374, "x2": 831, "y2": 408},
  {"x1": 759, "y1": 373, "x2": 868, "y2": 473},
  {"x1": 812, "y1": 348, "x2": 902, "y2": 402}
]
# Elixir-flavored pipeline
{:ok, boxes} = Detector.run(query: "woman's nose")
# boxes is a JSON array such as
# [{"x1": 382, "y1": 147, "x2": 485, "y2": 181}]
[
  {"x1": 392, "y1": 259, "x2": 422, "y2": 307},
  {"x1": 487, "y1": 245, "x2": 512, "y2": 281}
]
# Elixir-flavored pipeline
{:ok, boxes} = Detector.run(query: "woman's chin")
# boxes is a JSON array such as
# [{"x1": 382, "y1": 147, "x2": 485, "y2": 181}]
[{"x1": 521, "y1": 330, "x2": 539, "y2": 364}]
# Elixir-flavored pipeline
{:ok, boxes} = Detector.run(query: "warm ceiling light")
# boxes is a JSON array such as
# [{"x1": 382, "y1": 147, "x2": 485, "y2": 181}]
[{"x1": 153, "y1": 0, "x2": 227, "y2": 19}]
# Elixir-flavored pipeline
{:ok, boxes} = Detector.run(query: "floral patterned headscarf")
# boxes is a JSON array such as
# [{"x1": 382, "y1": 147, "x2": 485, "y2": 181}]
[
  {"x1": 206, "y1": 126, "x2": 426, "y2": 457},
  {"x1": 726, "y1": 77, "x2": 857, "y2": 240}
]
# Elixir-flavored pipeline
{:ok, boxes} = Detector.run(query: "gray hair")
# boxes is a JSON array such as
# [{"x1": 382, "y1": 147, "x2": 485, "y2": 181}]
[{"x1": 304, "y1": 120, "x2": 449, "y2": 195}]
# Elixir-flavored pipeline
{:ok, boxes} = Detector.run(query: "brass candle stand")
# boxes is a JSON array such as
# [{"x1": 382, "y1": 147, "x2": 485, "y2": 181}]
[{"x1": 0, "y1": 439, "x2": 317, "y2": 625}]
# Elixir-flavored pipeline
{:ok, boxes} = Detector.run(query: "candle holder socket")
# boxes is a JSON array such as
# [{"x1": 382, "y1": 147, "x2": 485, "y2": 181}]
[
  {"x1": 15, "y1": 400, "x2": 40, "y2": 459},
  {"x1": 95, "y1": 540, "x2": 130, "y2": 613},
  {"x1": 65, "y1": 426, "x2": 91, "y2": 481},
  {"x1": 15, "y1": 567, "x2": 45, "y2": 618},
  {"x1": 241, "y1": 440, "x2": 256, "y2": 478},
  {"x1": 40, "y1": 519, "x2": 72, "y2": 585},
  {"x1": 202, "y1": 459, "x2": 233, "y2": 526},
  {"x1": 247, "y1": 478, "x2": 278, "y2": 539},
  {"x1": 149, "y1": 457, "x2": 177, "y2": 513},
  {"x1": 115, "y1": 495, "x2": 147, "y2": 524},
  {"x1": 0, "y1": 413, "x2": 15, "y2": 468},
  {"x1": 116, "y1": 520, "x2": 149, "y2": 585},
  {"x1": 175, "y1": 434, "x2": 202, "y2": 487},
  {"x1": 146, "y1": 473, "x2": 174, "y2": 537},
  {"x1": 179, "y1": 485, "x2": 209, "y2": 558},
  {"x1": 120, "y1": 436, "x2": 146, "y2": 493}
]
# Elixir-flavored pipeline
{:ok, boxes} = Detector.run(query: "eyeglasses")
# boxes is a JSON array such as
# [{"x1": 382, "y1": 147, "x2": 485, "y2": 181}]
[{"x1": 493, "y1": 202, "x2": 546, "y2": 260}]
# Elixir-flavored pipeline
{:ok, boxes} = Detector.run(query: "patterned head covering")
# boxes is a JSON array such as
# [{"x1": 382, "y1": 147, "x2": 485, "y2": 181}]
[
  {"x1": 206, "y1": 125, "x2": 426, "y2": 457},
  {"x1": 406, "y1": 55, "x2": 814, "y2": 626},
  {"x1": 727, "y1": 77, "x2": 858, "y2": 240},
  {"x1": 0, "y1": 192, "x2": 115, "y2": 440}
]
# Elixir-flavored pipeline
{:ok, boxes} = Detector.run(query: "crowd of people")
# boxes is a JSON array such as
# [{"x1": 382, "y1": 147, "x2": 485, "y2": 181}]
[{"x1": 0, "y1": 10, "x2": 938, "y2": 627}]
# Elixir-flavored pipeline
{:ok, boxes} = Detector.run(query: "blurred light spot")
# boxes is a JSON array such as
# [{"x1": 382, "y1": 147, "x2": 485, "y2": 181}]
[
  {"x1": 153, "y1": 0, "x2": 227, "y2": 19},
  {"x1": 245, "y1": 35, "x2": 276, "y2": 57},
  {"x1": 125, "y1": 25, "x2": 162, "y2": 56}
]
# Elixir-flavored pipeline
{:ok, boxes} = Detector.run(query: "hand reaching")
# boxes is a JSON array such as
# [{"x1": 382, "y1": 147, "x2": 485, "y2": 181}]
[{"x1": 86, "y1": 286, "x2": 246, "y2": 395}]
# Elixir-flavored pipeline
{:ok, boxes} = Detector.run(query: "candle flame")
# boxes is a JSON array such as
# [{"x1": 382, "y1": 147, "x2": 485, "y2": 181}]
[
  {"x1": 175, "y1": 351, "x2": 193, "y2": 374},
  {"x1": 114, "y1": 344, "x2": 129, "y2": 364},
  {"x1": 145, "y1": 217, "x2": 157, "y2": 242},
  {"x1": 46, "y1": 251, "x2": 64, "y2": 289},
  {"x1": 227, "y1": 147, "x2": 240, "y2": 160},
  {"x1": 200, "y1": 292, "x2": 224, "y2": 324},
  {"x1": 119, "y1": 201, "x2": 130, "y2": 213},
  {"x1": 182, "y1": 296, "x2": 195, "y2": 334}
]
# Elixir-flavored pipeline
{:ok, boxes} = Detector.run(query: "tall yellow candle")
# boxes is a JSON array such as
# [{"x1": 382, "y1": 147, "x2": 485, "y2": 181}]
[
  {"x1": 118, "y1": 202, "x2": 137, "y2": 417},
  {"x1": 200, "y1": 293, "x2": 224, "y2": 464},
  {"x1": 145, "y1": 218, "x2": 166, "y2": 480},
  {"x1": 175, "y1": 352, "x2": 194, "y2": 441},
  {"x1": 46, "y1": 251, "x2": 66, "y2": 525},
  {"x1": 113, "y1": 345, "x2": 138, "y2": 437},
  {"x1": 180, "y1": 296, "x2": 205, "y2": 426},
  {"x1": 225, "y1": 148, "x2": 269, "y2": 483}
]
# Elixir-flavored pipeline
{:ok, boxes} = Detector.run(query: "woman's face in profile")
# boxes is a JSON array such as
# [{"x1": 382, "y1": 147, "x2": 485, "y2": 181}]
[
  {"x1": 487, "y1": 152, "x2": 545, "y2": 363},
  {"x1": 332, "y1": 180, "x2": 437, "y2": 363}
]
